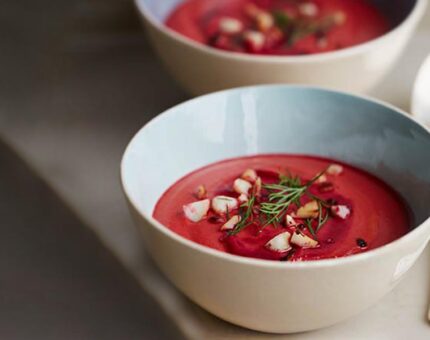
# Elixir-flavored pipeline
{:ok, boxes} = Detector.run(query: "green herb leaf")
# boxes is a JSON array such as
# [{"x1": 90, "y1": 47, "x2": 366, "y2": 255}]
[
  {"x1": 273, "y1": 10, "x2": 292, "y2": 29},
  {"x1": 228, "y1": 195, "x2": 255, "y2": 236}
]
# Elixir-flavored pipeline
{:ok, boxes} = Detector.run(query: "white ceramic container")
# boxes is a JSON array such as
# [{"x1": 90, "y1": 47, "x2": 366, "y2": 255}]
[
  {"x1": 121, "y1": 86, "x2": 430, "y2": 333},
  {"x1": 134, "y1": 0, "x2": 427, "y2": 95},
  {"x1": 412, "y1": 54, "x2": 430, "y2": 126}
]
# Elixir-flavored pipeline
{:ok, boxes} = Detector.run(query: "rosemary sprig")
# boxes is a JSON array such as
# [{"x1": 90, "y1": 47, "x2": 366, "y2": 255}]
[
  {"x1": 272, "y1": 10, "x2": 292, "y2": 29},
  {"x1": 227, "y1": 169, "x2": 331, "y2": 237},
  {"x1": 228, "y1": 195, "x2": 255, "y2": 236},
  {"x1": 259, "y1": 170, "x2": 326, "y2": 227},
  {"x1": 316, "y1": 201, "x2": 329, "y2": 233},
  {"x1": 305, "y1": 218, "x2": 317, "y2": 238}
]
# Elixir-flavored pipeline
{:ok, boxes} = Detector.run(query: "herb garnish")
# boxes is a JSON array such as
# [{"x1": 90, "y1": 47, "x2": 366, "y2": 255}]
[
  {"x1": 272, "y1": 10, "x2": 292, "y2": 29},
  {"x1": 259, "y1": 170, "x2": 326, "y2": 227},
  {"x1": 228, "y1": 169, "x2": 330, "y2": 238},
  {"x1": 228, "y1": 194, "x2": 255, "y2": 236}
]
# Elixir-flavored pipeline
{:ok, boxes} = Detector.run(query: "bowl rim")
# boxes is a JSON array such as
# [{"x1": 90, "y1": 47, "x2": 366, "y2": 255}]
[
  {"x1": 121, "y1": 84, "x2": 430, "y2": 269},
  {"x1": 134, "y1": 0, "x2": 428, "y2": 64}
]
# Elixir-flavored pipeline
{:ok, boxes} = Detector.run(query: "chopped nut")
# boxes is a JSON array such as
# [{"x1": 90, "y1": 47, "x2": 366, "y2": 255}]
[
  {"x1": 238, "y1": 193, "x2": 249, "y2": 204},
  {"x1": 212, "y1": 196, "x2": 238, "y2": 215},
  {"x1": 195, "y1": 185, "x2": 207, "y2": 199},
  {"x1": 294, "y1": 200, "x2": 319, "y2": 219},
  {"x1": 219, "y1": 17, "x2": 243, "y2": 34},
  {"x1": 291, "y1": 231, "x2": 319, "y2": 248},
  {"x1": 241, "y1": 169, "x2": 257, "y2": 183},
  {"x1": 183, "y1": 199, "x2": 210, "y2": 222},
  {"x1": 253, "y1": 176, "x2": 262, "y2": 197},
  {"x1": 299, "y1": 2, "x2": 319, "y2": 17},
  {"x1": 256, "y1": 12, "x2": 274, "y2": 32},
  {"x1": 243, "y1": 30, "x2": 265, "y2": 52},
  {"x1": 333, "y1": 11, "x2": 346, "y2": 25},
  {"x1": 266, "y1": 231, "x2": 292, "y2": 253},
  {"x1": 285, "y1": 214, "x2": 297, "y2": 227},
  {"x1": 233, "y1": 178, "x2": 252, "y2": 195},
  {"x1": 221, "y1": 215, "x2": 241, "y2": 231},
  {"x1": 327, "y1": 164, "x2": 344, "y2": 176},
  {"x1": 316, "y1": 174, "x2": 327, "y2": 183},
  {"x1": 331, "y1": 205, "x2": 351, "y2": 219}
]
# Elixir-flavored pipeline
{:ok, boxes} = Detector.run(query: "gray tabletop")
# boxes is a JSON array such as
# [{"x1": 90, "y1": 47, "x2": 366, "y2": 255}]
[{"x1": 1, "y1": 0, "x2": 430, "y2": 339}]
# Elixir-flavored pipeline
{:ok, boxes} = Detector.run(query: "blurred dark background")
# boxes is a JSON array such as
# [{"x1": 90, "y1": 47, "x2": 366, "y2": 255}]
[{"x1": 0, "y1": 0, "x2": 187, "y2": 339}]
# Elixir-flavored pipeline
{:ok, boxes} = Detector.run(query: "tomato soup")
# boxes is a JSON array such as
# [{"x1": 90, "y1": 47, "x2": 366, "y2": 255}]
[
  {"x1": 153, "y1": 155, "x2": 410, "y2": 261},
  {"x1": 165, "y1": 0, "x2": 389, "y2": 55}
]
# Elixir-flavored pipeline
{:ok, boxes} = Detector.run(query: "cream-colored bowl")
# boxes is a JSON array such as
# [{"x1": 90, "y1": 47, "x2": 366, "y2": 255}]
[
  {"x1": 135, "y1": 0, "x2": 427, "y2": 95},
  {"x1": 121, "y1": 86, "x2": 430, "y2": 333}
]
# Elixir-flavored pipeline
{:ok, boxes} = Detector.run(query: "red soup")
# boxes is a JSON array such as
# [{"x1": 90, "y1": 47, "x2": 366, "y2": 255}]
[
  {"x1": 165, "y1": 0, "x2": 389, "y2": 55},
  {"x1": 153, "y1": 155, "x2": 410, "y2": 261}
]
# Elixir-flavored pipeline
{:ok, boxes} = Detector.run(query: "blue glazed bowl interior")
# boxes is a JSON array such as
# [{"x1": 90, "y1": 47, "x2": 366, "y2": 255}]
[
  {"x1": 123, "y1": 86, "x2": 430, "y2": 231},
  {"x1": 138, "y1": 0, "x2": 418, "y2": 29}
]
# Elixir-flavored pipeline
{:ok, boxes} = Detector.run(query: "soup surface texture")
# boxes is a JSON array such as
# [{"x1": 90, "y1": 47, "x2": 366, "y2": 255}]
[
  {"x1": 153, "y1": 155, "x2": 409, "y2": 261},
  {"x1": 165, "y1": 0, "x2": 389, "y2": 55}
]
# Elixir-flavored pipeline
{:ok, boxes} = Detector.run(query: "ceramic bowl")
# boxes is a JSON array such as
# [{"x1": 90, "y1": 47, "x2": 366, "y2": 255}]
[
  {"x1": 412, "y1": 53, "x2": 430, "y2": 126},
  {"x1": 121, "y1": 85, "x2": 430, "y2": 333},
  {"x1": 134, "y1": 0, "x2": 427, "y2": 95}
]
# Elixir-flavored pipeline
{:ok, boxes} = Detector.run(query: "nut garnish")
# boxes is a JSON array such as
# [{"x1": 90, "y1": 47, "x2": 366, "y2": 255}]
[
  {"x1": 221, "y1": 215, "x2": 241, "y2": 231},
  {"x1": 243, "y1": 30, "x2": 265, "y2": 52},
  {"x1": 233, "y1": 178, "x2": 252, "y2": 195},
  {"x1": 333, "y1": 11, "x2": 346, "y2": 25},
  {"x1": 299, "y1": 2, "x2": 319, "y2": 17},
  {"x1": 219, "y1": 17, "x2": 243, "y2": 34},
  {"x1": 238, "y1": 193, "x2": 249, "y2": 204},
  {"x1": 291, "y1": 230, "x2": 319, "y2": 248},
  {"x1": 331, "y1": 205, "x2": 351, "y2": 219},
  {"x1": 327, "y1": 164, "x2": 344, "y2": 176},
  {"x1": 195, "y1": 185, "x2": 207, "y2": 199},
  {"x1": 183, "y1": 199, "x2": 210, "y2": 222},
  {"x1": 316, "y1": 174, "x2": 327, "y2": 183},
  {"x1": 294, "y1": 200, "x2": 319, "y2": 219},
  {"x1": 241, "y1": 169, "x2": 257, "y2": 183},
  {"x1": 266, "y1": 231, "x2": 292, "y2": 253},
  {"x1": 212, "y1": 196, "x2": 238, "y2": 215},
  {"x1": 253, "y1": 176, "x2": 262, "y2": 197},
  {"x1": 256, "y1": 12, "x2": 274, "y2": 32},
  {"x1": 285, "y1": 214, "x2": 297, "y2": 227}
]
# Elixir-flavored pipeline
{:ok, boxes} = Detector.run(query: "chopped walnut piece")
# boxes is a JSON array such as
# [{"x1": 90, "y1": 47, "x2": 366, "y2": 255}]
[
  {"x1": 195, "y1": 185, "x2": 207, "y2": 199},
  {"x1": 295, "y1": 200, "x2": 319, "y2": 219}
]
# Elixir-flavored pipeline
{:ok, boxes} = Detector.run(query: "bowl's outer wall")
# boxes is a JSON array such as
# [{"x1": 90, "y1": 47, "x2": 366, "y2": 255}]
[
  {"x1": 136, "y1": 0, "x2": 424, "y2": 95},
  {"x1": 122, "y1": 86, "x2": 430, "y2": 333}
]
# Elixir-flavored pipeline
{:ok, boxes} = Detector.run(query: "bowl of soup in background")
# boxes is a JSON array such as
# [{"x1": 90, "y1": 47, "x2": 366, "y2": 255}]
[
  {"x1": 121, "y1": 85, "x2": 430, "y2": 333},
  {"x1": 134, "y1": 0, "x2": 427, "y2": 95}
]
